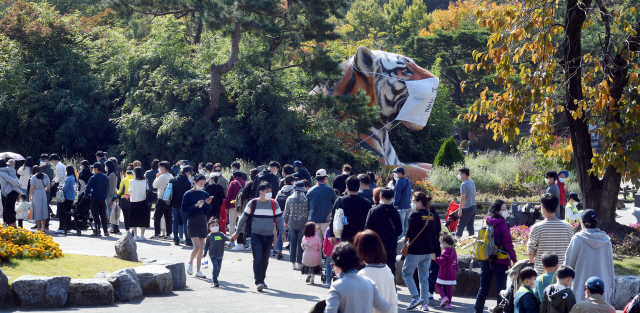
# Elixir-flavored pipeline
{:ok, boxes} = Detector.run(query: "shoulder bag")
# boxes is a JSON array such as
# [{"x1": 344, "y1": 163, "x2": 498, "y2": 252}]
[{"x1": 401, "y1": 212, "x2": 430, "y2": 256}]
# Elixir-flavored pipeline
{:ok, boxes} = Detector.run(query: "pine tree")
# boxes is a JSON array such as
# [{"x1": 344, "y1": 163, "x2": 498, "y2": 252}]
[{"x1": 433, "y1": 137, "x2": 464, "y2": 169}]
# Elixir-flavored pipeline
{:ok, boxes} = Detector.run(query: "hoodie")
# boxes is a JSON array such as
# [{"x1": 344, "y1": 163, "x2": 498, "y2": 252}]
[
  {"x1": 253, "y1": 168, "x2": 280, "y2": 197},
  {"x1": 434, "y1": 247, "x2": 458, "y2": 283},
  {"x1": 170, "y1": 174, "x2": 192, "y2": 209},
  {"x1": 293, "y1": 167, "x2": 312, "y2": 183},
  {"x1": 364, "y1": 203, "x2": 403, "y2": 254},
  {"x1": 563, "y1": 228, "x2": 615, "y2": 303},
  {"x1": 540, "y1": 284, "x2": 576, "y2": 313},
  {"x1": 486, "y1": 216, "x2": 518, "y2": 266}
]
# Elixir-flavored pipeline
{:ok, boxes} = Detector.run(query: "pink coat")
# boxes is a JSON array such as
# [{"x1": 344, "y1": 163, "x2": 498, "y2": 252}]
[
  {"x1": 302, "y1": 235, "x2": 322, "y2": 267},
  {"x1": 434, "y1": 247, "x2": 458, "y2": 283}
]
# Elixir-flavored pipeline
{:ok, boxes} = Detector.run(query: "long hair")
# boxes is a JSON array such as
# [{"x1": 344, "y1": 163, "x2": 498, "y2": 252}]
[
  {"x1": 66, "y1": 165, "x2": 77, "y2": 183},
  {"x1": 25, "y1": 157, "x2": 34, "y2": 168},
  {"x1": 32, "y1": 166, "x2": 44, "y2": 179},
  {"x1": 133, "y1": 167, "x2": 145, "y2": 180},
  {"x1": 105, "y1": 161, "x2": 117, "y2": 176}
]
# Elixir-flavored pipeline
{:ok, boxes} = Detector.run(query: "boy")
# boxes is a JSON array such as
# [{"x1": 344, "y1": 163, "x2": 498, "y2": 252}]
[
  {"x1": 515, "y1": 267, "x2": 540, "y2": 313},
  {"x1": 203, "y1": 218, "x2": 229, "y2": 287},
  {"x1": 534, "y1": 252, "x2": 559, "y2": 302},
  {"x1": 541, "y1": 266, "x2": 577, "y2": 313}
]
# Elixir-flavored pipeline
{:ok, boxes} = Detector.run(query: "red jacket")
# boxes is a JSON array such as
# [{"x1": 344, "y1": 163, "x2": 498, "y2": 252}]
[
  {"x1": 225, "y1": 177, "x2": 246, "y2": 210},
  {"x1": 557, "y1": 181, "x2": 566, "y2": 206}
]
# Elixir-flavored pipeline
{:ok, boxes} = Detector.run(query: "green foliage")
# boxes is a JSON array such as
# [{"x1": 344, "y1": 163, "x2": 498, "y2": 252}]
[{"x1": 433, "y1": 137, "x2": 465, "y2": 169}]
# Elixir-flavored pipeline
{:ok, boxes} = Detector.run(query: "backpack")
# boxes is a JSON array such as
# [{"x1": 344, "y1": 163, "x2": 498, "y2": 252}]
[
  {"x1": 234, "y1": 182, "x2": 246, "y2": 213},
  {"x1": 162, "y1": 181, "x2": 173, "y2": 205},
  {"x1": 276, "y1": 188, "x2": 294, "y2": 211},
  {"x1": 244, "y1": 199, "x2": 277, "y2": 237},
  {"x1": 472, "y1": 220, "x2": 509, "y2": 261}
]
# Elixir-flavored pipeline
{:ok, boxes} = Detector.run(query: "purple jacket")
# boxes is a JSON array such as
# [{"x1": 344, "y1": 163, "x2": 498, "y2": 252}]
[
  {"x1": 486, "y1": 216, "x2": 518, "y2": 266},
  {"x1": 434, "y1": 247, "x2": 458, "y2": 281}
]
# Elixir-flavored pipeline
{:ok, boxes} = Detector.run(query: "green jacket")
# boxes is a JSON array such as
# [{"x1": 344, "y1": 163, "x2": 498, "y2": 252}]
[{"x1": 515, "y1": 285, "x2": 540, "y2": 313}]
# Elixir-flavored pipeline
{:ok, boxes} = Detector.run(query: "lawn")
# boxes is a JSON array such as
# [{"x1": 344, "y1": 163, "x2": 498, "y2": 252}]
[
  {"x1": 0, "y1": 254, "x2": 141, "y2": 283},
  {"x1": 456, "y1": 246, "x2": 639, "y2": 276}
]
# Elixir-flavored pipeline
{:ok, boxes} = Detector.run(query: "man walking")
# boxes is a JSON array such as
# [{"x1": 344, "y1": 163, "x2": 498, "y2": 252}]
[
  {"x1": 392, "y1": 167, "x2": 412, "y2": 239},
  {"x1": 455, "y1": 167, "x2": 477, "y2": 237},
  {"x1": 151, "y1": 161, "x2": 174, "y2": 240},
  {"x1": 329, "y1": 176, "x2": 373, "y2": 244},
  {"x1": 254, "y1": 163, "x2": 280, "y2": 197},
  {"x1": 365, "y1": 187, "x2": 403, "y2": 279},
  {"x1": 225, "y1": 171, "x2": 246, "y2": 248},
  {"x1": 332, "y1": 164, "x2": 351, "y2": 195},
  {"x1": 85, "y1": 163, "x2": 110, "y2": 237},
  {"x1": 170, "y1": 166, "x2": 193, "y2": 246},
  {"x1": 231, "y1": 161, "x2": 248, "y2": 181},
  {"x1": 231, "y1": 182, "x2": 286, "y2": 292},
  {"x1": 306, "y1": 169, "x2": 337, "y2": 242}
]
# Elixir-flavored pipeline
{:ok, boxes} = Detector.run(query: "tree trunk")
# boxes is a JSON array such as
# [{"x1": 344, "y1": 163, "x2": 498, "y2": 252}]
[{"x1": 203, "y1": 21, "x2": 241, "y2": 120}]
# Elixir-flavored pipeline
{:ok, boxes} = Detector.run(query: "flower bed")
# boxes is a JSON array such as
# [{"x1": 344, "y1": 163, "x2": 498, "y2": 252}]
[{"x1": 0, "y1": 226, "x2": 64, "y2": 260}]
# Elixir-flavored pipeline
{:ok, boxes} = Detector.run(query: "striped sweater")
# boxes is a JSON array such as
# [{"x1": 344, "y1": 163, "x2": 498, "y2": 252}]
[
  {"x1": 527, "y1": 218, "x2": 574, "y2": 274},
  {"x1": 235, "y1": 199, "x2": 285, "y2": 237}
]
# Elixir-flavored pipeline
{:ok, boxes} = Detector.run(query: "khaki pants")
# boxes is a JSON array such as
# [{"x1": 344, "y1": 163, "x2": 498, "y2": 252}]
[
  {"x1": 316, "y1": 222, "x2": 329, "y2": 242},
  {"x1": 229, "y1": 206, "x2": 239, "y2": 235}
]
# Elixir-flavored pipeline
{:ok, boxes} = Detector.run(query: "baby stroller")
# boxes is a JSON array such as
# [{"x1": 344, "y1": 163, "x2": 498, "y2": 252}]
[{"x1": 71, "y1": 192, "x2": 93, "y2": 235}]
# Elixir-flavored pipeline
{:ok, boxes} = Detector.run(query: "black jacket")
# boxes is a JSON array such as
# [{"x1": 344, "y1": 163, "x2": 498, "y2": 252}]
[
  {"x1": 293, "y1": 167, "x2": 312, "y2": 183},
  {"x1": 204, "y1": 183, "x2": 225, "y2": 218},
  {"x1": 365, "y1": 204, "x2": 403, "y2": 254},
  {"x1": 170, "y1": 174, "x2": 192, "y2": 209},
  {"x1": 332, "y1": 174, "x2": 350, "y2": 194},
  {"x1": 329, "y1": 194, "x2": 373, "y2": 243},
  {"x1": 405, "y1": 208, "x2": 441, "y2": 255},
  {"x1": 233, "y1": 170, "x2": 248, "y2": 182},
  {"x1": 254, "y1": 169, "x2": 280, "y2": 197}
]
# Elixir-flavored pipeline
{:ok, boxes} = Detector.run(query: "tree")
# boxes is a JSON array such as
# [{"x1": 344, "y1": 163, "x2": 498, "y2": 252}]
[
  {"x1": 108, "y1": 0, "x2": 348, "y2": 120},
  {"x1": 433, "y1": 137, "x2": 465, "y2": 169},
  {"x1": 464, "y1": 0, "x2": 640, "y2": 229}
]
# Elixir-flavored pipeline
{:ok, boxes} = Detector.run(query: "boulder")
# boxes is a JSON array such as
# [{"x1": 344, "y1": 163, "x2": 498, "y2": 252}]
[
  {"x1": 134, "y1": 265, "x2": 173, "y2": 295},
  {"x1": 115, "y1": 231, "x2": 138, "y2": 262},
  {"x1": 107, "y1": 268, "x2": 143, "y2": 302},
  {"x1": 11, "y1": 276, "x2": 70, "y2": 308},
  {"x1": 457, "y1": 254, "x2": 481, "y2": 270},
  {"x1": 153, "y1": 261, "x2": 186, "y2": 290},
  {"x1": 0, "y1": 269, "x2": 12, "y2": 309},
  {"x1": 68, "y1": 279, "x2": 114, "y2": 306},
  {"x1": 93, "y1": 271, "x2": 112, "y2": 281},
  {"x1": 611, "y1": 276, "x2": 640, "y2": 310},
  {"x1": 453, "y1": 268, "x2": 495, "y2": 298}
]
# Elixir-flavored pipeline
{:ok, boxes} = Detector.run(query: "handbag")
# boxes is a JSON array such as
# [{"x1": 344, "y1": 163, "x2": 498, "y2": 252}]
[
  {"x1": 56, "y1": 187, "x2": 65, "y2": 203},
  {"x1": 401, "y1": 212, "x2": 430, "y2": 256}
]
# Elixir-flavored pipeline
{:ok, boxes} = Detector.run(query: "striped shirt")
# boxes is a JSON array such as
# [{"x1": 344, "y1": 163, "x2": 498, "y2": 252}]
[
  {"x1": 235, "y1": 199, "x2": 285, "y2": 237},
  {"x1": 527, "y1": 218, "x2": 574, "y2": 274}
]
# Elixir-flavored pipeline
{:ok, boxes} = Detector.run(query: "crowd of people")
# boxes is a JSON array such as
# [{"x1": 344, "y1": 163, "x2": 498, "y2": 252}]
[{"x1": 0, "y1": 152, "x2": 636, "y2": 313}]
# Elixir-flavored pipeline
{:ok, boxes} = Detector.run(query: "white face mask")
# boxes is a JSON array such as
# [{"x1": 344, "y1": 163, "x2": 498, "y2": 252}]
[
  {"x1": 199, "y1": 169, "x2": 205, "y2": 174},
  {"x1": 263, "y1": 192, "x2": 272, "y2": 200},
  {"x1": 501, "y1": 210, "x2": 509, "y2": 218},
  {"x1": 195, "y1": 185, "x2": 204, "y2": 191},
  {"x1": 457, "y1": 174, "x2": 462, "y2": 180},
  {"x1": 559, "y1": 178, "x2": 565, "y2": 182},
  {"x1": 544, "y1": 178, "x2": 550, "y2": 184},
  {"x1": 210, "y1": 226, "x2": 219, "y2": 233},
  {"x1": 410, "y1": 202, "x2": 417, "y2": 210},
  {"x1": 40, "y1": 161, "x2": 46, "y2": 166},
  {"x1": 393, "y1": 173, "x2": 399, "y2": 180},
  {"x1": 440, "y1": 244, "x2": 444, "y2": 249},
  {"x1": 213, "y1": 172, "x2": 221, "y2": 177}
]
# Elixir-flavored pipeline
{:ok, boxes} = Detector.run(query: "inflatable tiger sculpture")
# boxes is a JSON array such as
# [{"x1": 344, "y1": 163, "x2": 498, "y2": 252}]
[{"x1": 330, "y1": 46, "x2": 436, "y2": 179}]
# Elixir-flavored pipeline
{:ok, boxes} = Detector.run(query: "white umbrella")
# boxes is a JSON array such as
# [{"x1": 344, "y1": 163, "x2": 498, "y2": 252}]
[{"x1": 0, "y1": 152, "x2": 25, "y2": 161}]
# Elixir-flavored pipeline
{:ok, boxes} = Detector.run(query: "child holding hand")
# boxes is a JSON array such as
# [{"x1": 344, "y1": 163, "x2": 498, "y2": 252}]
[
  {"x1": 301, "y1": 222, "x2": 322, "y2": 285},
  {"x1": 15, "y1": 194, "x2": 30, "y2": 228},
  {"x1": 203, "y1": 218, "x2": 229, "y2": 287}
]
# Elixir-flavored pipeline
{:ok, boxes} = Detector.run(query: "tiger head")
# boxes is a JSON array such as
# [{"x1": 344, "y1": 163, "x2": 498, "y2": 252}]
[{"x1": 330, "y1": 46, "x2": 435, "y2": 131}]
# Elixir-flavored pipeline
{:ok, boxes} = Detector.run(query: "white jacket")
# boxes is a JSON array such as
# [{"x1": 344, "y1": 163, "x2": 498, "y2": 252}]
[
  {"x1": 128, "y1": 179, "x2": 148, "y2": 203},
  {"x1": 54, "y1": 162, "x2": 66, "y2": 184},
  {"x1": 17, "y1": 166, "x2": 31, "y2": 189}
]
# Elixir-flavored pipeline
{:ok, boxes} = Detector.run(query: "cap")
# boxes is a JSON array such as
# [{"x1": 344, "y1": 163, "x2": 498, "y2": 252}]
[
  {"x1": 582, "y1": 209, "x2": 597, "y2": 224},
  {"x1": 294, "y1": 181, "x2": 306, "y2": 192},
  {"x1": 182, "y1": 166, "x2": 193, "y2": 174},
  {"x1": 293, "y1": 160, "x2": 303, "y2": 167},
  {"x1": 569, "y1": 192, "x2": 581, "y2": 203},
  {"x1": 559, "y1": 170, "x2": 569, "y2": 178},
  {"x1": 585, "y1": 276, "x2": 605, "y2": 292},
  {"x1": 392, "y1": 166, "x2": 405, "y2": 174},
  {"x1": 316, "y1": 169, "x2": 328, "y2": 177}
]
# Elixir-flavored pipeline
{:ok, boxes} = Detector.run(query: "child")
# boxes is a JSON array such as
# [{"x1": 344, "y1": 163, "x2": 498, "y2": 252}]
[
  {"x1": 203, "y1": 218, "x2": 229, "y2": 287},
  {"x1": 514, "y1": 267, "x2": 540, "y2": 313},
  {"x1": 540, "y1": 266, "x2": 577, "y2": 313},
  {"x1": 534, "y1": 252, "x2": 558, "y2": 302},
  {"x1": 301, "y1": 222, "x2": 322, "y2": 285},
  {"x1": 322, "y1": 227, "x2": 338, "y2": 288},
  {"x1": 434, "y1": 234, "x2": 457, "y2": 309},
  {"x1": 15, "y1": 194, "x2": 30, "y2": 228}
]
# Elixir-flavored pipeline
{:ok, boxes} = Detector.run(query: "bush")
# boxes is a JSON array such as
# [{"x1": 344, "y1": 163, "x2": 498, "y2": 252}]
[
  {"x1": 433, "y1": 137, "x2": 465, "y2": 169},
  {"x1": 0, "y1": 226, "x2": 64, "y2": 260}
]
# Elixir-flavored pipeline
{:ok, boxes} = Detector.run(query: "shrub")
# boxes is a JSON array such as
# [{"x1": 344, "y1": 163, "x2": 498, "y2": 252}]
[
  {"x1": 0, "y1": 226, "x2": 64, "y2": 260},
  {"x1": 433, "y1": 137, "x2": 465, "y2": 169}
]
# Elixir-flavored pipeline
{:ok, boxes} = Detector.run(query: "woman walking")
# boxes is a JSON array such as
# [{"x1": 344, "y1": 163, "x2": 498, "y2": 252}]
[
  {"x1": 355, "y1": 230, "x2": 398, "y2": 313},
  {"x1": 17, "y1": 157, "x2": 33, "y2": 194},
  {"x1": 30, "y1": 166, "x2": 50, "y2": 232},
  {"x1": 56, "y1": 166, "x2": 77, "y2": 234},
  {"x1": 183, "y1": 174, "x2": 212, "y2": 278},
  {"x1": 128, "y1": 167, "x2": 149, "y2": 240},
  {"x1": 283, "y1": 181, "x2": 309, "y2": 269}
]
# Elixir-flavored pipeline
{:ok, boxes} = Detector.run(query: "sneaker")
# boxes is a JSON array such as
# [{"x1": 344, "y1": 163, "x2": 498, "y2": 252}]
[
  {"x1": 227, "y1": 241, "x2": 236, "y2": 248},
  {"x1": 297, "y1": 263, "x2": 303, "y2": 270},
  {"x1": 103, "y1": 233, "x2": 110, "y2": 237},
  {"x1": 444, "y1": 303, "x2": 451, "y2": 309},
  {"x1": 232, "y1": 244, "x2": 244, "y2": 251},
  {"x1": 306, "y1": 275, "x2": 311, "y2": 283},
  {"x1": 276, "y1": 251, "x2": 284, "y2": 260},
  {"x1": 422, "y1": 304, "x2": 430, "y2": 311},
  {"x1": 149, "y1": 235, "x2": 161, "y2": 240},
  {"x1": 213, "y1": 281, "x2": 220, "y2": 288},
  {"x1": 187, "y1": 263, "x2": 193, "y2": 275},
  {"x1": 134, "y1": 235, "x2": 139, "y2": 241},
  {"x1": 407, "y1": 297, "x2": 424, "y2": 310},
  {"x1": 292, "y1": 263, "x2": 297, "y2": 270},
  {"x1": 185, "y1": 242, "x2": 193, "y2": 247},
  {"x1": 440, "y1": 297, "x2": 449, "y2": 308},
  {"x1": 263, "y1": 283, "x2": 268, "y2": 289},
  {"x1": 174, "y1": 240, "x2": 180, "y2": 246},
  {"x1": 322, "y1": 283, "x2": 331, "y2": 288},
  {"x1": 139, "y1": 235, "x2": 147, "y2": 241},
  {"x1": 195, "y1": 271, "x2": 206, "y2": 278},
  {"x1": 271, "y1": 250, "x2": 277, "y2": 257},
  {"x1": 257, "y1": 283, "x2": 265, "y2": 292},
  {"x1": 428, "y1": 293, "x2": 434, "y2": 300},
  {"x1": 55, "y1": 230, "x2": 64, "y2": 234}
]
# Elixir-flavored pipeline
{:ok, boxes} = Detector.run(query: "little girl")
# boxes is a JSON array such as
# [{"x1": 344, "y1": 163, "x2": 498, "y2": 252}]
[
  {"x1": 15, "y1": 194, "x2": 30, "y2": 228},
  {"x1": 301, "y1": 222, "x2": 322, "y2": 285},
  {"x1": 322, "y1": 227, "x2": 339, "y2": 288},
  {"x1": 434, "y1": 233, "x2": 457, "y2": 309}
]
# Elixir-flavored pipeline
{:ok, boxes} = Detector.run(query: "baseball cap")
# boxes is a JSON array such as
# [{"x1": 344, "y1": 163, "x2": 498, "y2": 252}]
[
  {"x1": 182, "y1": 166, "x2": 193, "y2": 174},
  {"x1": 585, "y1": 276, "x2": 605, "y2": 292},
  {"x1": 582, "y1": 209, "x2": 597, "y2": 224},
  {"x1": 293, "y1": 160, "x2": 303, "y2": 167},
  {"x1": 569, "y1": 192, "x2": 581, "y2": 203},
  {"x1": 316, "y1": 169, "x2": 328, "y2": 177},
  {"x1": 392, "y1": 166, "x2": 405, "y2": 174}
]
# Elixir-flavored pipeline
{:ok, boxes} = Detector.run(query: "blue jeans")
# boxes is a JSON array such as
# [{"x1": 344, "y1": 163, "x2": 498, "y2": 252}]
[
  {"x1": 325, "y1": 256, "x2": 332, "y2": 286},
  {"x1": 398, "y1": 209, "x2": 411, "y2": 239},
  {"x1": 276, "y1": 229, "x2": 284, "y2": 252},
  {"x1": 288, "y1": 229, "x2": 303, "y2": 263},
  {"x1": 402, "y1": 253, "x2": 432, "y2": 300},
  {"x1": 172, "y1": 207, "x2": 190, "y2": 244},
  {"x1": 210, "y1": 256, "x2": 222, "y2": 282},
  {"x1": 250, "y1": 233, "x2": 273, "y2": 285},
  {"x1": 474, "y1": 262, "x2": 508, "y2": 313}
]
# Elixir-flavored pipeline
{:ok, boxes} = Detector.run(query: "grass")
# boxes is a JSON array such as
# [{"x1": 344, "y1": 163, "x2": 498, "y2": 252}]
[
  {"x1": 456, "y1": 246, "x2": 639, "y2": 276},
  {"x1": 0, "y1": 254, "x2": 141, "y2": 283}
]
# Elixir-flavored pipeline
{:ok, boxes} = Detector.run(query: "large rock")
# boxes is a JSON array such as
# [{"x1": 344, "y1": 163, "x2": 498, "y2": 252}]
[
  {"x1": 457, "y1": 254, "x2": 481, "y2": 270},
  {"x1": 11, "y1": 276, "x2": 70, "y2": 308},
  {"x1": 453, "y1": 268, "x2": 496, "y2": 298},
  {"x1": 115, "y1": 231, "x2": 138, "y2": 262},
  {"x1": 611, "y1": 276, "x2": 640, "y2": 310},
  {"x1": 134, "y1": 265, "x2": 173, "y2": 295},
  {"x1": 152, "y1": 261, "x2": 186, "y2": 290},
  {"x1": 0, "y1": 269, "x2": 11, "y2": 309},
  {"x1": 68, "y1": 279, "x2": 114, "y2": 306},
  {"x1": 103, "y1": 268, "x2": 143, "y2": 302},
  {"x1": 93, "y1": 271, "x2": 111, "y2": 280}
]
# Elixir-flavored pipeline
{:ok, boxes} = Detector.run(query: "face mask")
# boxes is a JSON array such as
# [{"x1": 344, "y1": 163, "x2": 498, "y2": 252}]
[
  {"x1": 263, "y1": 192, "x2": 272, "y2": 200},
  {"x1": 501, "y1": 210, "x2": 509, "y2": 218},
  {"x1": 213, "y1": 172, "x2": 221, "y2": 177},
  {"x1": 440, "y1": 244, "x2": 444, "y2": 249},
  {"x1": 559, "y1": 178, "x2": 565, "y2": 182},
  {"x1": 199, "y1": 169, "x2": 205, "y2": 174},
  {"x1": 210, "y1": 226, "x2": 219, "y2": 233},
  {"x1": 189, "y1": 177, "x2": 194, "y2": 184},
  {"x1": 40, "y1": 161, "x2": 46, "y2": 166},
  {"x1": 195, "y1": 185, "x2": 203, "y2": 191},
  {"x1": 544, "y1": 178, "x2": 550, "y2": 184},
  {"x1": 457, "y1": 174, "x2": 462, "y2": 180},
  {"x1": 410, "y1": 202, "x2": 417, "y2": 210},
  {"x1": 393, "y1": 173, "x2": 399, "y2": 180}
]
